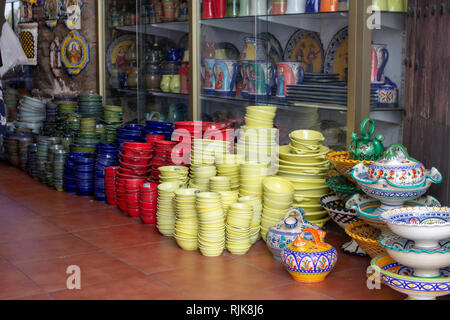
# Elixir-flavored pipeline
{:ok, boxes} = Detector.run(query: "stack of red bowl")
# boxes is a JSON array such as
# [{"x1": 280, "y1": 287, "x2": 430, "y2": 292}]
[
  {"x1": 139, "y1": 182, "x2": 158, "y2": 224},
  {"x1": 149, "y1": 140, "x2": 178, "y2": 182},
  {"x1": 105, "y1": 166, "x2": 119, "y2": 206},
  {"x1": 116, "y1": 176, "x2": 127, "y2": 212},
  {"x1": 145, "y1": 134, "x2": 165, "y2": 147},
  {"x1": 125, "y1": 179, "x2": 144, "y2": 218}
]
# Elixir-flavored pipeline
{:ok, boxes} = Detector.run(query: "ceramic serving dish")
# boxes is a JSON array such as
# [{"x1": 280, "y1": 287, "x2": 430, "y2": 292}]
[
  {"x1": 281, "y1": 228, "x2": 337, "y2": 283},
  {"x1": 379, "y1": 206, "x2": 450, "y2": 250},
  {"x1": 380, "y1": 234, "x2": 450, "y2": 278},
  {"x1": 325, "y1": 175, "x2": 361, "y2": 202},
  {"x1": 371, "y1": 254, "x2": 450, "y2": 300}
]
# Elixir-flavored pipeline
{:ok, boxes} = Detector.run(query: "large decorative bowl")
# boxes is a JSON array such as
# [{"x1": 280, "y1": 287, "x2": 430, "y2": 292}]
[
  {"x1": 325, "y1": 175, "x2": 362, "y2": 202},
  {"x1": 326, "y1": 150, "x2": 374, "y2": 182},
  {"x1": 349, "y1": 144, "x2": 442, "y2": 215},
  {"x1": 320, "y1": 193, "x2": 366, "y2": 257},
  {"x1": 346, "y1": 194, "x2": 441, "y2": 235},
  {"x1": 379, "y1": 206, "x2": 450, "y2": 250},
  {"x1": 380, "y1": 234, "x2": 450, "y2": 278},
  {"x1": 371, "y1": 254, "x2": 450, "y2": 300},
  {"x1": 345, "y1": 220, "x2": 385, "y2": 259}
]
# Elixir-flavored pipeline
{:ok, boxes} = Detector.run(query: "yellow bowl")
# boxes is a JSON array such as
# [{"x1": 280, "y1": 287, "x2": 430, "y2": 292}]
[
  {"x1": 263, "y1": 197, "x2": 292, "y2": 210},
  {"x1": 282, "y1": 177, "x2": 326, "y2": 188},
  {"x1": 279, "y1": 145, "x2": 329, "y2": 163},
  {"x1": 158, "y1": 182, "x2": 184, "y2": 192},
  {"x1": 263, "y1": 176, "x2": 294, "y2": 194},
  {"x1": 246, "y1": 110, "x2": 276, "y2": 120},
  {"x1": 289, "y1": 130, "x2": 325, "y2": 146},
  {"x1": 246, "y1": 105, "x2": 277, "y2": 113},
  {"x1": 278, "y1": 158, "x2": 329, "y2": 167},
  {"x1": 294, "y1": 185, "x2": 329, "y2": 197},
  {"x1": 196, "y1": 192, "x2": 221, "y2": 200},
  {"x1": 289, "y1": 140, "x2": 321, "y2": 151},
  {"x1": 175, "y1": 188, "x2": 201, "y2": 197},
  {"x1": 244, "y1": 118, "x2": 273, "y2": 128},
  {"x1": 264, "y1": 192, "x2": 294, "y2": 202},
  {"x1": 159, "y1": 165, "x2": 189, "y2": 173},
  {"x1": 277, "y1": 170, "x2": 328, "y2": 179},
  {"x1": 262, "y1": 205, "x2": 287, "y2": 215}
]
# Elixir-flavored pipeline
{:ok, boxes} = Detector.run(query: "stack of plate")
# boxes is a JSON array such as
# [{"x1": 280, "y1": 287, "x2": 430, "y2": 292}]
[
  {"x1": 239, "y1": 161, "x2": 269, "y2": 197},
  {"x1": 51, "y1": 147, "x2": 68, "y2": 191},
  {"x1": 116, "y1": 124, "x2": 145, "y2": 147},
  {"x1": 43, "y1": 102, "x2": 58, "y2": 136},
  {"x1": 71, "y1": 132, "x2": 101, "y2": 154},
  {"x1": 243, "y1": 106, "x2": 277, "y2": 128},
  {"x1": 215, "y1": 154, "x2": 242, "y2": 191},
  {"x1": 105, "y1": 166, "x2": 119, "y2": 206},
  {"x1": 197, "y1": 192, "x2": 226, "y2": 257},
  {"x1": 238, "y1": 195, "x2": 263, "y2": 244},
  {"x1": 277, "y1": 130, "x2": 331, "y2": 226},
  {"x1": 94, "y1": 143, "x2": 119, "y2": 201},
  {"x1": 217, "y1": 190, "x2": 239, "y2": 215},
  {"x1": 17, "y1": 136, "x2": 34, "y2": 171},
  {"x1": 102, "y1": 105, "x2": 123, "y2": 143},
  {"x1": 144, "y1": 120, "x2": 174, "y2": 141},
  {"x1": 78, "y1": 93, "x2": 103, "y2": 119},
  {"x1": 173, "y1": 188, "x2": 200, "y2": 251},
  {"x1": 158, "y1": 166, "x2": 189, "y2": 185},
  {"x1": 63, "y1": 152, "x2": 80, "y2": 194},
  {"x1": 191, "y1": 139, "x2": 230, "y2": 165},
  {"x1": 15, "y1": 96, "x2": 46, "y2": 134},
  {"x1": 125, "y1": 179, "x2": 144, "y2": 218},
  {"x1": 149, "y1": 140, "x2": 177, "y2": 182},
  {"x1": 261, "y1": 176, "x2": 294, "y2": 241},
  {"x1": 74, "y1": 153, "x2": 96, "y2": 196},
  {"x1": 3, "y1": 87, "x2": 19, "y2": 120},
  {"x1": 119, "y1": 142, "x2": 153, "y2": 181},
  {"x1": 156, "y1": 182, "x2": 184, "y2": 236},
  {"x1": 209, "y1": 176, "x2": 231, "y2": 192},
  {"x1": 27, "y1": 143, "x2": 39, "y2": 179},
  {"x1": 55, "y1": 103, "x2": 78, "y2": 137},
  {"x1": 189, "y1": 165, "x2": 216, "y2": 192},
  {"x1": 226, "y1": 203, "x2": 253, "y2": 255}
]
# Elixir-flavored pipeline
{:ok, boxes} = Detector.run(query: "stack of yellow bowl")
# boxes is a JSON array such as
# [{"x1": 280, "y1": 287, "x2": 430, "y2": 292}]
[
  {"x1": 277, "y1": 130, "x2": 331, "y2": 227},
  {"x1": 215, "y1": 154, "x2": 242, "y2": 191},
  {"x1": 191, "y1": 139, "x2": 230, "y2": 165},
  {"x1": 196, "y1": 192, "x2": 226, "y2": 257},
  {"x1": 156, "y1": 182, "x2": 184, "y2": 236},
  {"x1": 261, "y1": 176, "x2": 294, "y2": 241},
  {"x1": 238, "y1": 195, "x2": 262, "y2": 243},
  {"x1": 244, "y1": 106, "x2": 277, "y2": 128},
  {"x1": 226, "y1": 203, "x2": 253, "y2": 255},
  {"x1": 189, "y1": 165, "x2": 216, "y2": 192},
  {"x1": 239, "y1": 161, "x2": 269, "y2": 197},
  {"x1": 158, "y1": 166, "x2": 189, "y2": 186},
  {"x1": 218, "y1": 190, "x2": 239, "y2": 215},
  {"x1": 173, "y1": 188, "x2": 200, "y2": 251},
  {"x1": 209, "y1": 176, "x2": 231, "y2": 192}
]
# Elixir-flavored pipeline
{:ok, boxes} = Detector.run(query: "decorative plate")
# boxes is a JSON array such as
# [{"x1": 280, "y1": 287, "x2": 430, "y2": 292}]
[
  {"x1": 216, "y1": 42, "x2": 240, "y2": 60},
  {"x1": 44, "y1": 0, "x2": 63, "y2": 29},
  {"x1": 61, "y1": 30, "x2": 90, "y2": 77},
  {"x1": 324, "y1": 27, "x2": 348, "y2": 82},
  {"x1": 283, "y1": 29, "x2": 324, "y2": 73},
  {"x1": 257, "y1": 32, "x2": 283, "y2": 65},
  {"x1": 106, "y1": 34, "x2": 136, "y2": 74}
]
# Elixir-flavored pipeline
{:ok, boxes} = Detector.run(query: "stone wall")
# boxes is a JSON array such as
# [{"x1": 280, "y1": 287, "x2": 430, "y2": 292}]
[{"x1": 32, "y1": 0, "x2": 98, "y2": 98}]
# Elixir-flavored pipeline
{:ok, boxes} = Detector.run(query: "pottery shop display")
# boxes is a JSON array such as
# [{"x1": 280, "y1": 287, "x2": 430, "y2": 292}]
[
  {"x1": 61, "y1": 31, "x2": 90, "y2": 78},
  {"x1": 281, "y1": 227, "x2": 337, "y2": 282},
  {"x1": 348, "y1": 118, "x2": 385, "y2": 161}
]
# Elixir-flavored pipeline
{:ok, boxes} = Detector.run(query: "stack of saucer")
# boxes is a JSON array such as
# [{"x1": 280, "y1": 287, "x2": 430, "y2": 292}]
[
  {"x1": 197, "y1": 192, "x2": 226, "y2": 257},
  {"x1": 189, "y1": 165, "x2": 216, "y2": 192},
  {"x1": 261, "y1": 176, "x2": 294, "y2": 240},
  {"x1": 140, "y1": 182, "x2": 158, "y2": 224},
  {"x1": 226, "y1": 203, "x2": 253, "y2": 255},
  {"x1": 217, "y1": 190, "x2": 239, "y2": 215},
  {"x1": 209, "y1": 176, "x2": 231, "y2": 192},
  {"x1": 239, "y1": 161, "x2": 269, "y2": 197},
  {"x1": 158, "y1": 166, "x2": 189, "y2": 186},
  {"x1": 116, "y1": 124, "x2": 145, "y2": 147},
  {"x1": 215, "y1": 154, "x2": 242, "y2": 191},
  {"x1": 157, "y1": 182, "x2": 184, "y2": 236},
  {"x1": 173, "y1": 188, "x2": 200, "y2": 251},
  {"x1": 238, "y1": 195, "x2": 263, "y2": 243}
]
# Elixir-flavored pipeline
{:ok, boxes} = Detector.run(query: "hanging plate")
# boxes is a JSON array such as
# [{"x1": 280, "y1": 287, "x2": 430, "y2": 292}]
[
  {"x1": 106, "y1": 34, "x2": 136, "y2": 74},
  {"x1": 283, "y1": 29, "x2": 324, "y2": 73},
  {"x1": 257, "y1": 32, "x2": 283, "y2": 65},
  {"x1": 44, "y1": 0, "x2": 63, "y2": 30},
  {"x1": 324, "y1": 27, "x2": 348, "y2": 82},
  {"x1": 61, "y1": 30, "x2": 90, "y2": 77}
]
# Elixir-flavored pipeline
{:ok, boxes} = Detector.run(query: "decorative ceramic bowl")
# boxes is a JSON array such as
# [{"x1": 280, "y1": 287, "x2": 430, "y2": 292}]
[
  {"x1": 345, "y1": 220, "x2": 385, "y2": 259},
  {"x1": 320, "y1": 193, "x2": 366, "y2": 257},
  {"x1": 281, "y1": 228, "x2": 337, "y2": 283},
  {"x1": 265, "y1": 208, "x2": 320, "y2": 261},
  {"x1": 371, "y1": 254, "x2": 450, "y2": 300},
  {"x1": 326, "y1": 150, "x2": 374, "y2": 182},
  {"x1": 379, "y1": 206, "x2": 450, "y2": 250},
  {"x1": 325, "y1": 175, "x2": 362, "y2": 202},
  {"x1": 380, "y1": 234, "x2": 450, "y2": 278}
]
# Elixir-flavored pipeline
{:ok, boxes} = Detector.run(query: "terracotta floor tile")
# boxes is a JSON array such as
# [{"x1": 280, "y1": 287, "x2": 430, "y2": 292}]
[
  {"x1": 46, "y1": 208, "x2": 139, "y2": 232},
  {"x1": 223, "y1": 240, "x2": 269, "y2": 259},
  {"x1": 21, "y1": 196, "x2": 111, "y2": 216},
  {"x1": 0, "y1": 234, "x2": 100, "y2": 264},
  {"x1": 74, "y1": 224, "x2": 170, "y2": 250},
  {"x1": 0, "y1": 202, "x2": 39, "y2": 220},
  {"x1": 13, "y1": 293, "x2": 54, "y2": 300},
  {"x1": 0, "y1": 217, "x2": 66, "y2": 244},
  {"x1": 0, "y1": 259, "x2": 44, "y2": 300},
  {"x1": 50, "y1": 275, "x2": 190, "y2": 300},
  {"x1": 16, "y1": 252, "x2": 143, "y2": 292},
  {"x1": 110, "y1": 239, "x2": 231, "y2": 275},
  {"x1": 152, "y1": 259, "x2": 291, "y2": 300},
  {"x1": 233, "y1": 250, "x2": 292, "y2": 279},
  {"x1": 228, "y1": 283, "x2": 332, "y2": 300}
]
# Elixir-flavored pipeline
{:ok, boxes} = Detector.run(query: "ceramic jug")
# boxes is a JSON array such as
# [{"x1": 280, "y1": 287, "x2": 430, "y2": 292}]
[
  {"x1": 272, "y1": 0, "x2": 287, "y2": 14},
  {"x1": 348, "y1": 117, "x2": 385, "y2": 161},
  {"x1": 168, "y1": 48, "x2": 183, "y2": 62},
  {"x1": 126, "y1": 66, "x2": 139, "y2": 88},
  {"x1": 203, "y1": 0, "x2": 215, "y2": 18},
  {"x1": 372, "y1": 0, "x2": 388, "y2": 11},
  {"x1": 213, "y1": 59, "x2": 239, "y2": 97},
  {"x1": 226, "y1": 0, "x2": 240, "y2": 17},
  {"x1": 321, "y1": 0, "x2": 338, "y2": 11},
  {"x1": 162, "y1": 0, "x2": 176, "y2": 21},
  {"x1": 239, "y1": 60, "x2": 251, "y2": 98},
  {"x1": 145, "y1": 68, "x2": 161, "y2": 91},
  {"x1": 286, "y1": 0, "x2": 306, "y2": 13},
  {"x1": 275, "y1": 62, "x2": 304, "y2": 101},
  {"x1": 371, "y1": 43, "x2": 389, "y2": 84},
  {"x1": 305, "y1": 0, "x2": 320, "y2": 12},
  {"x1": 250, "y1": 0, "x2": 269, "y2": 15},
  {"x1": 213, "y1": 0, "x2": 227, "y2": 18},
  {"x1": 160, "y1": 74, "x2": 173, "y2": 92},
  {"x1": 239, "y1": 0, "x2": 251, "y2": 16},
  {"x1": 247, "y1": 60, "x2": 276, "y2": 100},
  {"x1": 170, "y1": 74, "x2": 181, "y2": 93},
  {"x1": 240, "y1": 37, "x2": 267, "y2": 61},
  {"x1": 201, "y1": 58, "x2": 216, "y2": 95}
]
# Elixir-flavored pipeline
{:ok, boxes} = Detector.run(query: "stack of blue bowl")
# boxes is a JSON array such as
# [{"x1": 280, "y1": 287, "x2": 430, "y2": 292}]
[
  {"x1": 74, "y1": 153, "x2": 96, "y2": 197},
  {"x1": 63, "y1": 152, "x2": 79, "y2": 194},
  {"x1": 94, "y1": 143, "x2": 119, "y2": 201},
  {"x1": 143, "y1": 120, "x2": 174, "y2": 141},
  {"x1": 116, "y1": 124, "x2": 145, "y2": 147}
]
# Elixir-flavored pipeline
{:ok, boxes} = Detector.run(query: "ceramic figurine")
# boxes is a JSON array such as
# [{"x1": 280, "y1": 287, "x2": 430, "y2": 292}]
[
  {"x1": 348, "y1": 117, "x2": 385, "y2": 161},
  {"x1": 265, "y1": 208, "x2": 322, "y2": 261},
  {"x1": 281, "y1": 227, "x2": 338, "y2": 282},
  {"x1": 60, "y1": 30, "x2": 90, "y2": 77}
]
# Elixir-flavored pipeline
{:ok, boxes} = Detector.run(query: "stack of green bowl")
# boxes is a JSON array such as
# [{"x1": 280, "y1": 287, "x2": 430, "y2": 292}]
[
  {"x1": 65, "y1": 113, "x2": 81, "y2": 136},
  {"x1": 55, "y1": 103, "x2": 78, "y2": 136},
  {"x1": 78, "y1": 93, "x2": 103, "y2": 120},
  {"x1": 102, "y1": 105, "x2": 123, "y2": 143},
  {"x1": 37, "y1": 138, "x2": 51, "y2": 182},
  {"x1": 70, "y1": 117, "x2": 101, "y2": 154},
  {"x1": 47, "y1": 144, "x2": 64, "y2": 187},
  {"x1": 52, "y1": 147, "x2": 68, "y2": 191}
]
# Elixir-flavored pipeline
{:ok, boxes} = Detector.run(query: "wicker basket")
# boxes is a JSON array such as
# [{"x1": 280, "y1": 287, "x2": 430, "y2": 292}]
[
  {"x1": 345, "y1": 220, "x2": 386, "y2": 259},
  {"x1": 326, "y1": 151, "x2": 374, "y2": 182}
]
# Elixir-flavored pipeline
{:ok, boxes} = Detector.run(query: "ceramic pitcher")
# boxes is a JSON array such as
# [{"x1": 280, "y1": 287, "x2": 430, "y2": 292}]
[
  {"x1": 201, "y1": 58, "x2": 216, "y2": 95},
  {"x1": 272, "y1": 0, "x2": 287, "y2": 14},
  {"x1": 213, "y1": 0, "x2": 227, "y2": 18},
  {"x1": 239, "y1": 0, "x2": 251, "y2": 16},
  {"x1": 247, "y1": 60, "x2": 276, "y2": 100},
  {"x1": 214, "y1": 59, "x2": 239, "y2": 97},
  {"x1": 275, "y1": 62, "x2": 304, "y2": 101},
  {"x1": 286, "y1": 0, "x2": 306, "y2": 13},
  {"x1": 160, "y1": 74, "x2": 173, "y2": 92},
  {"x1": 250, "y1": 0, "x2": 269, "y2": 15},
  {"x1": 321, "y1": 0, "x2": 339, "y2": 11},
  {"x1": 226, "y1": 0, "x2": 240, "y2": 17},
  {"x1": 305, "y1": 0, "x2": 320, "y2": 12},
  {"x1": 170, "y1": 74, "x2": 181, "y2": 93},
  {"x1": 371, "y1": 43, "x2": 389, "y2": 84},
  {"x1": 240, "y1": 37, "x2": 267, "y2": 61}
]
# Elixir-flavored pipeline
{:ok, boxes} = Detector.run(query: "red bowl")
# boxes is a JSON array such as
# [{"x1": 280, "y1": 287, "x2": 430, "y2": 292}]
[
  {"x1": 119, "y1": 160, "x2": 151, "y2": 170},
  {"x1": 120, "y1": 153, "x2": 152, "y2": 165},
  {"x1": 117, "y1": 172, "x2": 149, "y2": 180},
  {"x1": 174, "y1": 121, "x2": 214, "y2": 133},
  {"x1": 140, "y1": 182, "x2": 158, "y2": 190},
  {"x1": 140, "y1": 208, "x2": 157, "y2": 214},
  {"x1": 154, "y1": 140, "x2": 177, "y2": 148},
  {"x1": 146, "y1": 135, "x2": 165, "y2": 142},
  {"x1": 127, "y1": 210, "x2": 140, "y2": 218},
  {"x1": 118, "y1": 167, "x2": 149, "y2": 176},
  {"x1": 122, "y1": 142, "x2": 152, "y2": 150},
  {"x1": 140, "y1": 216, "x2": 156, "y2": 225}
]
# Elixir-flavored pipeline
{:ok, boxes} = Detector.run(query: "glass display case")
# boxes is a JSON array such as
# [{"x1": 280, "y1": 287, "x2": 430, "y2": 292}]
[{"x1": 99, "y1": 0, "x2": 190, "y2": 124}]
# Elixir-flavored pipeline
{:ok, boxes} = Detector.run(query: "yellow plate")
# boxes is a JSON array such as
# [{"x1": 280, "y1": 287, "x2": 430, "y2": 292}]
[{"x1": 279, "y1": 145, "x2": 329, "y2": 163}]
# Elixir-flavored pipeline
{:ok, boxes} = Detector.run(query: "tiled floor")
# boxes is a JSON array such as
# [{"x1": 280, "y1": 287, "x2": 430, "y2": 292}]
[{"x1": 0, "y1": 161, "x2": 441, "y2": 300}]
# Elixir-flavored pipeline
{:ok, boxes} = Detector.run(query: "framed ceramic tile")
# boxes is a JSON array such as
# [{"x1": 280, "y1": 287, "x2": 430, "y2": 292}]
[
  {"x1": 61, "y1": 30, "x2": 90, "y2": 77},
  {"x1": 18, "y1": 22, "x2": 39, "y2": 66},
  {"x1": 44, "y1": 0, "x2": 63, "y2": 30}
]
